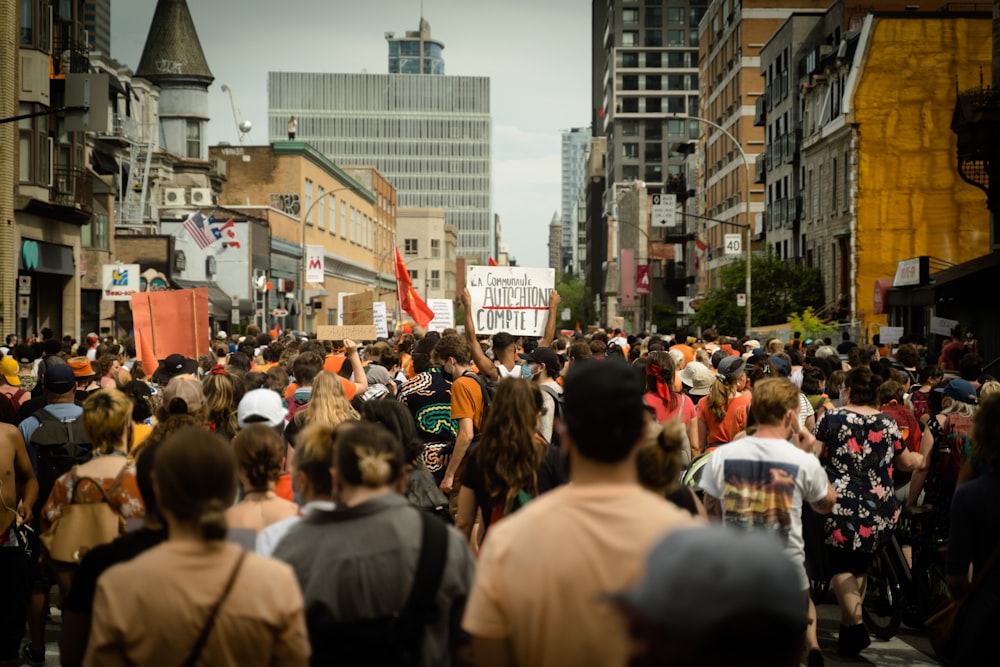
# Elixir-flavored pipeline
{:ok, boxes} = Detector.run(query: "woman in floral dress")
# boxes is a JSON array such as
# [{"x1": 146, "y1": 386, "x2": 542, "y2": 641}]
[{"x1": 814, "y1": 366, "x2": 923, "y2": 657}]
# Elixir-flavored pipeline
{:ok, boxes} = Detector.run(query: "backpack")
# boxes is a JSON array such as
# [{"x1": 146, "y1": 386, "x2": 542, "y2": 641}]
[
  {"x1": 540, "y1": 384, "x2": 565, "y2": 448},
  {"x1": 308, "y1": 509, "x2": 449, "y2": 666},
  {"x1": 925, "y1": 413, "x2": 971, "y2": 527},
  {"x1": 31, "y1": 407, "x2": 92, "y2": 514},
  {"x1": 462, "y1": 371, "x2": 496, "y2": 431}
]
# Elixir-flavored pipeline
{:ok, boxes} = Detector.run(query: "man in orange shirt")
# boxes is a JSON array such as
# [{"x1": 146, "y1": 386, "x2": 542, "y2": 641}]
[{"x1": 436, "y1": 334, "x2": 484, "y2": 495}]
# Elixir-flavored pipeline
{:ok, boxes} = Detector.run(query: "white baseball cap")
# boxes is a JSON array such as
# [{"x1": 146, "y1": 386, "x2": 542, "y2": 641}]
[{"x1": 237, "y1": 388, "x2": 286, "y2": 428}]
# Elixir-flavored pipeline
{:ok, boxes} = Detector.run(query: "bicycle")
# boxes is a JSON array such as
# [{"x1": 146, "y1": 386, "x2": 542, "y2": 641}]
[{"x1": 862, "y1": 505, "x2": 952, "y2": 639}]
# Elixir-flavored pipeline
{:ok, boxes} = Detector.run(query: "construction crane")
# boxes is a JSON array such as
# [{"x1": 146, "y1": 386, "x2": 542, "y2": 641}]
[{"x1": 221, "y1": 83, "x2": 252, "y2": 145}]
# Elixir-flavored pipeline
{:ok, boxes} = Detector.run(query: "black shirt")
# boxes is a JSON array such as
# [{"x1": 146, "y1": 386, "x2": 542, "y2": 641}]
[{"x1": 62, "y1": 528, "x2": 168, "y2": 613}]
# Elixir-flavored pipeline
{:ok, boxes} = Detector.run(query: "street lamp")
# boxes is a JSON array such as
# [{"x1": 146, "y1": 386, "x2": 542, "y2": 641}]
[{"x1": 670, "y1": 113, "x2": 754, "y2": 335}]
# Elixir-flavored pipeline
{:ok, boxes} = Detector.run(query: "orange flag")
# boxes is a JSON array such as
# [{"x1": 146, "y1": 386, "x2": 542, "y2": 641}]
[
  {"x1": 488, "y1": 255, "x2": 498, "y2": 266},
  {"x1": 394, "y1": 246, "x2": 435, "y2": 327}
]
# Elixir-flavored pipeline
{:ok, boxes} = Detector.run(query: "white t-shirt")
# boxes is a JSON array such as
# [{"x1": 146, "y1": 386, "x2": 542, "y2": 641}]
[{"x1": 699, "y1": 435, "x2": 828, "y2": 589}]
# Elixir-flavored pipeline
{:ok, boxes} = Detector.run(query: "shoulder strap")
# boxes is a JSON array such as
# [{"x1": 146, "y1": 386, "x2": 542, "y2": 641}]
[
  {"x1": 539, "y1": 384, "x2": 561, "y2": 413},
  {"x1": 34, "y1": 407, "x2": 60, "y2": 425},
  {"x1": 463, "y1": 371, "x2": 490, "y2": 414},
  {"x1": 183, "y1": 550, "x2": 247, "y2": 667},
  {"x1": 397, "y1": 509, "x2": 449, "y2": 656}
]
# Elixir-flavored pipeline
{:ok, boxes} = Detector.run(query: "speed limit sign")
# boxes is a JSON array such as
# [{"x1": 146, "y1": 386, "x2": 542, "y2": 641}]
[{"x1": 724, "y1": 233, "x2": 742, "y2": 257}]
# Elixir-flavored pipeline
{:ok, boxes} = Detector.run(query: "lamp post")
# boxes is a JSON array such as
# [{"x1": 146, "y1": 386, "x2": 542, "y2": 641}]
[
  {"x1": 298, "y1": 185, "x2": 364, "y2": 330},
  {"x1": 671, "y1": 113, "x2": 754, "y2": 335}
]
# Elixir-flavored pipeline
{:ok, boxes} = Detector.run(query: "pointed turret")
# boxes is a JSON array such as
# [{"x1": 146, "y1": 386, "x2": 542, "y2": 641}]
[{"x1": 136, "y1": 0, "x2": 214, "y2": 86}]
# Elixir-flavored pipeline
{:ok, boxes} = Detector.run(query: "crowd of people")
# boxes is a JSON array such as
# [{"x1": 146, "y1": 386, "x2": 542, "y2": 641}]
[{"x1": 0, "y1": 313, "x2": 996, "y2": 666}]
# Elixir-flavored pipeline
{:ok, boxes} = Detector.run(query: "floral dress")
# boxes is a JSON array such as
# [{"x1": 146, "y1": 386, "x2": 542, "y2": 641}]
[{"x1": 815, "y1": 408, "x2": 904, "y2": 553}]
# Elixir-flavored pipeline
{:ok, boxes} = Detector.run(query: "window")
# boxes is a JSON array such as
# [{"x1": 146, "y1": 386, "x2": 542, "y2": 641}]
[
  {"x1": 431, "y1": 239, "x2": 441, "y2": 258},
  {"x1": 317, "y1": 186, "x2": 325, "y2": 230},
  {"x1": 328, "y1": 195, "x2": 336, "y2": 235},
  {"x1": 622, "y1": 75, "x2": 639, "y2": 91},
  {"x1": 622, "y1": 165, "x2": 639, "y2": 180},
  {"x1": 340, "y1": 201, "x2": 347, "y2": 239},
  {"x1": 645, "y1": 52, "x2": 662, "y2": 68},
  {"x1": 832, "y1": 157, "x2": 838, "y2": 210},
  {"x1": 646, "y1": 98, "x2": 662, "y2": 113},
  {"x1": 185, "y1": 121, "x2": 201, "y2": 159},
  {"x1": 622, "y1": 52, "x2": 639, "y2": 68},
  {"x1": 409, "y1": 269, "x2": 419, "y2": 280},
  {"x1": 622, "y1": 31, "x2": 638, "y2": 46},
  {"x1": 667, "y1": 97, "x2": 685, "y2": 113},
  {"x1": 645, "y1": 30, "x2": 663, "y2": 47},
  {"x1": 206, "y1": 256, "x2": 217, "y2": 278},
  {"x1": 304, "y1": 180, "x2": 314, "y2": 225},
  {"x1": 622, "y1": 98, "x2": 639, "y2": 113},
  {"x1": 623, "y1": 143, "x2": 639, "y2": 159},
  {"x1": 667, "y1": 119, "x2": 685, "y2": 136},
  {"x1": 430, "y1": 270, "x2": 440, "y2": 290},
  {"x1": 405, "y1": 238, "x2": 418, "y2": 255},
  {"x1": 18, "y1": 103, "x2": 33, "y2": 182},
  {"x1": 621, "y1": 120, "x2": 639, "y2": 136},
  {"x1": 622, "y1": 8, "x2": 638, "y2": 23},
  {"x1": 667, "y1": 30, "x2": 685, "y2": 46},
  {"x1": 81, "y1": 211, "x2": 109, "y2": 250},
  {"x1": 645, "y1": 7, "x2": 663, "y2": 26}
]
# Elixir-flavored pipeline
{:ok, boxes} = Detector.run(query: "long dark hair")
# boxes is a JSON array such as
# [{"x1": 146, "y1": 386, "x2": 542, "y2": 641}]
[
  {"x1": 477, "y1": 379, "x2": 546, "y2": 513},
  {"x1": 644, "y1": 351, "x2": 680, "y2": 413}
]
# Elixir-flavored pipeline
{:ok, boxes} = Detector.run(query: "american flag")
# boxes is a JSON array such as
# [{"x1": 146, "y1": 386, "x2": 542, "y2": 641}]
[{"x1": 183, "y1": 212, "x2": 214, "y2": 249}]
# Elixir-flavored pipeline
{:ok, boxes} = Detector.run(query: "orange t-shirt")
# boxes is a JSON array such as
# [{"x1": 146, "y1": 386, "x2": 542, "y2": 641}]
[
  {"x1": 255, "y1": 362, "x2": 278, "y2": 373},
  {"x1": 451, "y1": 374, "x2": 486, "y2": 432},
  {"x1": 324, "y1": 354, "x2": 346, "y2": 374},
  {"x1": 670, "y1": 344, "x2": 695, "y2": 364},
  {"x1": 696, "y1": 392, "x2": 752, "y2": 445}
]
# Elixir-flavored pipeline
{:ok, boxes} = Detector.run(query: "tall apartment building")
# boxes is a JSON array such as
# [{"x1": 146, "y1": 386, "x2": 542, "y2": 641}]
[
  {"x1": 84, "y1": 0, "x2": 111, "y2": 55},
  {"x1": 561, "y1": 127, "x2": 591, "y2": 275},
  {"x1": 268, "y1": 68, "x2": 492, "y2": 261},
  {"x1": 386, "y1": 18, "x2": 445, "y2": 75},
  {"x1": 696, "y1": 0, "x2": 829, "y2": 292},
  {"x1": 593, "y1": 1, "x2": 707, "y2": 197}
]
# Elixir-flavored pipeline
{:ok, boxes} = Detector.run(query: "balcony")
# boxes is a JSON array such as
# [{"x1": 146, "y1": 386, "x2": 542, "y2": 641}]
[
  {"x1": 52, "y1": 38, "x2": 90, "y2": 77},
  {"x1": 754, "y1": 96, "x2": 766, "y2": 126},
  {"x1": 52, "y1": 166, "x2": 93, "y2": 213}
]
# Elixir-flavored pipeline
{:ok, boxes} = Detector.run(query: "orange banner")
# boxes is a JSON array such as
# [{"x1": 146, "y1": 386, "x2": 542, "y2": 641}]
[{"x1": 131, "y1": 288, "x2": 210, "y2": 373}]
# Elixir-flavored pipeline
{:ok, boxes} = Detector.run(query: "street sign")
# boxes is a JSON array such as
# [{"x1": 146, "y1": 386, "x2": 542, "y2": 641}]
[
  {"x1": 650, "y1": 194, "x2": 677, "y2": 227},
  {"x1": 271, "y1": 308, "x2": 288, "y2": 317},
  {"x1": 724, "y1": 233, "x2": 742, "y2": 257},
  {"x1": 737, "y1": 293, "x2": 746, "y2": 307}
]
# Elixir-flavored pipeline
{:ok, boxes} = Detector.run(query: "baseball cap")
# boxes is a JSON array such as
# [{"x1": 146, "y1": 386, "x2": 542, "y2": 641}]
[
  {"x1": 44, "y1": 364, "x2": 76, "y2": 394},
  {"x1": 744, "y1": 339, "x2": 761, "y2": 351},
  {"x1": 936, "y1": 378, "x2": 978, "y2": 405},
  {"x1": 67, "y1": 356, "x2": 95, "y2": 377},
  {"x1": 1, "y1": 357, "x2": 20, "y2": 386},
  {"x1": 716, "y1": 356, "x2": 747, "y2": 381},
  {"x1": 526, "y1": 346, "x2": 562, "y2": 377},
  {"x1": 679, "y1": 361, "x2": 715, "y2": 397},
  {"x1": 611, "y1": 527, "x2": 805, "y2": 638},
  {"x1": 237, "y1": 388, "x2": 287, "y2": 428},
  {"x1": 216, "y1": 331, "x2": 228, "y2": 340},
  {"x1": 563, "y1": 359, "x2": 645, "y2": 441},
  {"x1": 768, "y1": 355, "x2": 791, "y2": 378},
  {"x1": 162, "y1": 376, "x2": 206, "y2": 414}
]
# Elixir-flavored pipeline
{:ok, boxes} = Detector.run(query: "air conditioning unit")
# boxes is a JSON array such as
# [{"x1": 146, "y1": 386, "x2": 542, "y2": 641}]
[
  {"x1": 190, "y1": 187, "x2": 212, "y2": 206},
  {"x1": 163, "y1": 188, "x2": 185, "y2": 205}
]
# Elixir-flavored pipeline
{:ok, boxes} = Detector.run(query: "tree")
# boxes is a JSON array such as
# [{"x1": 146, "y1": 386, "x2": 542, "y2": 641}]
[
  {"x1": 691, "y1": 249, "x2": 825, "y2": 334},
  {"x1": 554, "y1": 272, "x2": 592, "y2": 329}
]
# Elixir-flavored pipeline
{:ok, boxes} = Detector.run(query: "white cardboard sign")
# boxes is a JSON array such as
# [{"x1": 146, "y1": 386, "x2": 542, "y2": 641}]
[
  {"x1": 426, "y1": 299, "x2": 454, "y2": 332},
  {"x1": 466, "y1": 265, "x2": 554, "y2": 336}
]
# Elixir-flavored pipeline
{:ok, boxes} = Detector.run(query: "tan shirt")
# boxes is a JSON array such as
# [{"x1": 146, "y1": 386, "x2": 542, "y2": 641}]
[
  {"x1": 462, "y1": 483, "x2": 696, "y2": 667},
  {"x1": 85, "y1": 540, "x2": 310, "y2": 667}
]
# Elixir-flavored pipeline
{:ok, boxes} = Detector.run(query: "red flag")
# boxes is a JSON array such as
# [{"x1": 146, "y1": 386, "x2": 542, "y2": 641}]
[
  {"x1": 394, "y1": 246, "x2": 435, "y2": 327},
  {"x1": 488, "y1": 255, "x2": 498, "y2": 266}
]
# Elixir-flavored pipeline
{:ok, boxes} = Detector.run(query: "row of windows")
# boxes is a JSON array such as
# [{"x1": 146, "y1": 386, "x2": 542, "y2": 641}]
[
  {"x1": 403, "y1": 238, "x2": 444, "y2": 258},
  {"x1": 269, "y1": 72, "x2": 490, "y2": 115},
  {"x1": 620, "y1": 74, "x2": 698, "y2": 91},
  {"x1": 303, "y1": 179, "x2": 392, "y2": 251},
  {"x1": 619, "y1": 96, "x2": 693, "y2": 114},
  {"x1": 620, "y1": 49, "x2": 697, "y2": 70},
  {"x1": 621, "y1": 29, "x2": 697, "y2": 48},
  {"x1": 288, "y1": 116, "x2": 491, "y2": 144}
]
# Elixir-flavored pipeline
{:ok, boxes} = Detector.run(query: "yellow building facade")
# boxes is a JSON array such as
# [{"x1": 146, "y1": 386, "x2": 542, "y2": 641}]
[{"x1": 851, "y1": 15, "x2": 991, "y2": 327}]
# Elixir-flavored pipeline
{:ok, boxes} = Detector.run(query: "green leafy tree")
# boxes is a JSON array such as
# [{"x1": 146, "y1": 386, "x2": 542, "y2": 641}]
[
  {"x1": 691, "y1": 249, "x2": 825, "y2": 334},
  {"x1": 554, "y1": 272, "x2": 592, "y2": 329},
  {"x1": 787, "y1": 307, "x2": 838, "y2": 342}
]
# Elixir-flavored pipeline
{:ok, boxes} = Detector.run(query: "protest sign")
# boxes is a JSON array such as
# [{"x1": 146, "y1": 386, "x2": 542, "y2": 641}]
[
  {"x1": 131, "y1": 288, "x2": 210, "y2": 375},
  {"x1": 466, "y1": 266, "x2": 554, "y2": 336},
  {"x1": 426, "y1": 299, "x2": 454, "y2": 332},
  {"x1": 315, "y1": 325, "x2": 378, "y2": 341},
  {"x1": 343, "y1": 291, "x2": 374, "y2": 326},
  {"x1": 373, "y1": 302, "x2": 389, "y2": 338}
]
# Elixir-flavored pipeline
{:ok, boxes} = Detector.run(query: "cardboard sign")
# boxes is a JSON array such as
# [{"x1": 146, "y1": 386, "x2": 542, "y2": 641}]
[
  {"x1": 315, "y1": 325, "x2": 378, "y2": 341},
  {"x1": 131, "y1": 288, "x2": 211, "y2": 376},
  {"x1": 466, "y1": 265, "x2": 554, "y2": 336},
  {"x1": 337, "y1": 292, "x2": 355, "y2": 325},
  {"x1": 426, "y1": 299, "x2": 454, "y2": 332},
  {"x1": 343, "y1": 291, "x2": 375, "y2": 326},
  {"x1": 930, "y1": 316, "x2": 959, "y2": 337},
  {"x1": 879, "y1": 326, "x2": 904, "y2": 345}
]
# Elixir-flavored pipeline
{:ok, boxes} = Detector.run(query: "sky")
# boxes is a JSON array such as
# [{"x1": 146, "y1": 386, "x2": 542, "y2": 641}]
[{"x1": 110, "y1": 0, "x2": 592, "y2": 268}]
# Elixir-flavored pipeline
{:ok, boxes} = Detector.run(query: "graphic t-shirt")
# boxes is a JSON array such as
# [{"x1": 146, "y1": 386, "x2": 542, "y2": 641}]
[
  {"x1": 699, "y1": 435, "x2": 828, "y2": 587},
  {"x1": 398, "y1": 368, "x2": 457, "y2": 480}
]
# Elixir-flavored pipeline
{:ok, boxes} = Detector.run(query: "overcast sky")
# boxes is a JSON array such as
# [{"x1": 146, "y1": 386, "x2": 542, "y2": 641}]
[{"x1": 111, "y1": 0, "x2": 591, "y2": 268}]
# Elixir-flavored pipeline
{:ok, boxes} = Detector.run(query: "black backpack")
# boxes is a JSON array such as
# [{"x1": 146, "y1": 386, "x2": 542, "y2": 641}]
[
  {"x1": 307, "y1": 509, "x2": 449, "y2": 666},
  {"x1": 540, "y1": 384, "x2": 565, "y2": 448},
  {"x1": 30, "y1": 407, "x2": 91, "y2": 513}
]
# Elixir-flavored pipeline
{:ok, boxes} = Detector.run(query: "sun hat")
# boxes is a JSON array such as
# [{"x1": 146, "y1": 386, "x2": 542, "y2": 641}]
[
  {"x1": 679, "y1": 361, "x2": 715, "y2": 397},
  {"x1": 67, "y1": 356, "x2": 95, "y2": 377}
]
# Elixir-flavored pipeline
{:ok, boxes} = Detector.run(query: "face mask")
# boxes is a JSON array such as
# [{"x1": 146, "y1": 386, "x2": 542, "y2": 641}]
[{"x1": 521, "y1": 364, "x2": 532, "y2": 379}]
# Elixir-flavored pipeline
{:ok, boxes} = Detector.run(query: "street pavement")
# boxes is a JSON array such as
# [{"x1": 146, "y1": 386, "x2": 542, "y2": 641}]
[{"x1": 815, "y1": 594, "x2": 942, "y2": 666}]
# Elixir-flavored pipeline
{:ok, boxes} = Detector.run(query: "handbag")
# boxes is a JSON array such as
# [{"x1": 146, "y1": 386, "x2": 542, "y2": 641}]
[
  {"x1": 40, "y1": 465, "x2": 126, "y2": 564},
  {"x1": 924, "y1": 540, "x2": 1000, "y2": 661}
]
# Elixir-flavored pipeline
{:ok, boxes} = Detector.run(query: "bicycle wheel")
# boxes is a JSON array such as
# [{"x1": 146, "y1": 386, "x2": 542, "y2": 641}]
[{"x1": 863, "y1": 551, "x2": 903, "y2": 640}]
